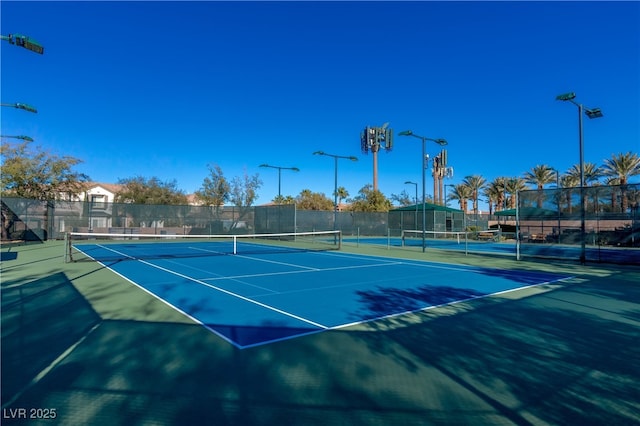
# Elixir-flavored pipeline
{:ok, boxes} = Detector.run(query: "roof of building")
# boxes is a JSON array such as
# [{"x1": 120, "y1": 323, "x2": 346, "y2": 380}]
[{"x1": 392, "y1": 202, "x2": 463, "y2": 213}]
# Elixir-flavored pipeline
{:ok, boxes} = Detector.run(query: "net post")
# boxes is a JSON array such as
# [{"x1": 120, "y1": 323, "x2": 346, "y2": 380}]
[
  {"x1": 337, "y1": 230, "x2": 342, "y2": 250},
  {"x1": 64, "y1": 232, "x2": 72, "y2": 263},
  {"x1": 233, "y1": 235, "x2": 237, "y2": 255}
]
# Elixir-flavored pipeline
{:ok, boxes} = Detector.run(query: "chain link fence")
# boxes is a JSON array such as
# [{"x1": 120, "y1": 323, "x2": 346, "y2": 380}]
[
  {"x1": 5, "y1": 189, "x2": 636, "y2": 264},
  {"x1": 516, "y1": 183, "x2": 639, "y2": 263},
  {"x1": 2, "y1": 198, "x2": 457, "y2": 242}
]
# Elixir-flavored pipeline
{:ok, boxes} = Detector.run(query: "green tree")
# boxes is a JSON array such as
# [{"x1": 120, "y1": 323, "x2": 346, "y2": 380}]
[
  {"x1": 335, "y1": 186, "x2": 349, "y2": 208},
  {"x1": 602, "y1": 152, "x2": 640, "y2": 212},
  {"x1": 565, "y1": 162, "x2": 603, "y2": 214},
  {"x1": 195, "y1": 164, "x2": 230, "y2": 219},
  {"x1": 295, "y1": 189, "x2": 334, "y2": 210},
  {"x1": 272, "y1": 195, "x2": 295, "y2": 205},
  {"x1": 0, "y1": 140, "x2": 89, "y2": 200},
  {"x1": 505, "y1": 177, "x2": 527, "y2": 209},
  {"x1": 566, "y1": 162, "x2": 603, "y2": 187},
  {"x1": 484, "y1": 177, "x2": 508, "y2": 213},
  {"x1": 348, "y1": 184, "x2": 392, "y2": 212},
  {"x1": 448, "y1": 184, "x2": 473, "y2": 212},
  {"x1": 462, "y1": 175, "x2": 486, "y2": 215},
  {"x1": 524, "y1": 165, "x2": 556, "y2": 208},
  {"x1": 560, "y1": 174, "x2": 579, "y2": 213},
  {"x1": 114, "y1": 176, "x2": 189, "y2": 228},
  {"x1": 1, "y1": 141, "x2": 89, "y2": 239},
  {"x1": 390, "y1": 189, "x2": 413, "y2": 207},
  {"x1": 228, "y1": 171, "x2": 262, "y2": 230},
  {"x1": 115, "y1": 176, "x2": 187, "y2": 204}
]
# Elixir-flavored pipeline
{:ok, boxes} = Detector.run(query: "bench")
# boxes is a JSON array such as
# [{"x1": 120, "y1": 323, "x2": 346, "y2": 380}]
[
  {"x1": 529, "y1": 234, "x2": 546, "y2": 243},
  {"x1": 477, "y1": 232, "x2": 497, "y2": 241}
]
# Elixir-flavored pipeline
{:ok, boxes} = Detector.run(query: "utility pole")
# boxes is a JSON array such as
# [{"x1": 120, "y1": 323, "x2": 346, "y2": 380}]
[{"x1": 361, "y1": 123, "x2": 393, "y2": 191}]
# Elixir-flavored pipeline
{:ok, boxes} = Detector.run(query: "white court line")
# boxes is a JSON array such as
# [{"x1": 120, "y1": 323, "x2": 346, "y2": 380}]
[
  {"x1": 202, "y1": 261, "x2": 405, "y2": 282},
  {"x1": 190, "y1": 246, "x2": 320, "y2": 271},
  {"x1": 158, "y1": 257, "x2": 280, "y2": 295},
  {"x1": 91, "y1": 244, "x2": 328, "y2": 329}
]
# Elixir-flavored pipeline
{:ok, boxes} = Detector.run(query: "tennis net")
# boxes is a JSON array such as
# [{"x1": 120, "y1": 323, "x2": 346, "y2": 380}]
[
  {"x1": 65, "y1": 230, "x2": 341, "y2": 263},
  {"x1": 401, "y1": 229, "x2": 502, "y2": 247}
]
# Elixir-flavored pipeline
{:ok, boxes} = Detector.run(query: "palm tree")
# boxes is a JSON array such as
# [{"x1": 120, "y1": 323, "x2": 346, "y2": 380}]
[
  {"x1": 565, "y1": 162, "x2": 602, "y2": 214},
  {"x1": 449, "y1": 184, "x2": 473, "y2": 212},
  {"x1": 523, "y1": 165, "x2": 556, "y2": 208},
  {"x1": 566, "y1": 162, "x2": 603, "y2": 187},
  {"x1": 483, "y1": 177, "x2": 508, "y2": 214},
  {"x1": 585, "y1": 183, "x2": 607, "y2": 214},
  {"x1": 334, "y1": 186, "x2": 349, "y2": 210},
  {"x1": 561, "y1": 174, "x2": 579, "y2": 213},
  {"x1": 505, "y1": 177, "x2": 527, "y2": 209},
  {"x1": 462, "y1": 175, "x2": 486, "y2": 215},
  {"x1": 602, "y1": 152, "x2": 640, "y2": 213},
  {"x1": 604, "y1": 176, "x2": 621, "y2": 212}
]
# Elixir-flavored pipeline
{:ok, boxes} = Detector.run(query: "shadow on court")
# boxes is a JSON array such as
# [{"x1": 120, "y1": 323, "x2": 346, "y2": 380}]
[
  {"x1": 351, "y1": 274, "x2": 640, "y2": 425},
  {"x1": 1, "y1": 272, "x2": 102, "y2": 406},
  {"x1": 1, "y1": 241, "x2": 639, "y2": 425}
]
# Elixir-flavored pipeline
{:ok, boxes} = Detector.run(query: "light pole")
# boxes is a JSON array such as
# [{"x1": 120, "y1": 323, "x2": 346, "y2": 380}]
[
  {"x1": 313, "y1": 151, "x2": 358, "y2": 230},
  {"x1": 1, "y1": 34, "x2": 44, "y2": 54},
  {"x1": 0, "y1": 135, "x2": 34, "y2": 142},
  {"x1": 556, "y1": 92, "x2": 603, "y2": 264},
  {"x1": 404, "y1": 181, "x2": 418, "y2": 230},
  {"x1": 259, "y1": 164, "x2": 299, "y2": 201},
  {"x1": 1, "y1": 103, "x2": 38, "y2": 113},
  {"x1": 398, "y1": 130, "x2": 448, "y2": 252}
]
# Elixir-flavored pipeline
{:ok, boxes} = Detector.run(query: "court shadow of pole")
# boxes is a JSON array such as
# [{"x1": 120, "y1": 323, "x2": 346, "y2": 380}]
[
  {"x1": 1, "y1": 272, "x2": 102, "y2": 406},
  {"x1": 346, "y1": 275, "x2": 640, "y2": 425}
]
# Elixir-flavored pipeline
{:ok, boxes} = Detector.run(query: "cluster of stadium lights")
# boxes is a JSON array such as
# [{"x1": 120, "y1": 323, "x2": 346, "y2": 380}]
[{"x1": 1, "y1": 33, "x2": 44, "y2": 143}]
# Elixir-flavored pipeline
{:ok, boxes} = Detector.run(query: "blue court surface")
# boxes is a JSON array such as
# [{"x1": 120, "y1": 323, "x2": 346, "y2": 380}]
[{"x1": 74, "y1": 241, "x2": 571, "y2": 349}]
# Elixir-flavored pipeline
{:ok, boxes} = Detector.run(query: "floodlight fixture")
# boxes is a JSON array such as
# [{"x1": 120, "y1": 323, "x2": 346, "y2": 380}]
[
  {"x1": 585, "y1": 108, "x2": 603, "y2": 119},
  {"x1": 555, "y1": 92, "x2": 577, "y2": 101},
  {"x1": 1, "y1": 34, "x2": 44, "y2": 54},
  {"x1": 1, "y1": 134, "x2": 34, "y2": 142},
  {"x1": 1, "y1": 102, "x2": 38, "y2": 113}
]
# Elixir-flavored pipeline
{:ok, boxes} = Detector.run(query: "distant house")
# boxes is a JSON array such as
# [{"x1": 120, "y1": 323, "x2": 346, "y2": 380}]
[{"x1": 82, "y1": 183, "x2": 121, "y2": 230}]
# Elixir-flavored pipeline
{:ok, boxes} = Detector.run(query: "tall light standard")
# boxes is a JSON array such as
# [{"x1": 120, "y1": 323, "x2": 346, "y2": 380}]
[
  {"x1": 313, "y1": 151, "x2": 358, "y2": 230},
  {"x1": 1, "y1": 34, "x2": 44, "y2": 54},
  {"x1": 1, "y1": 103, "x2": 38, "y2": 113},
  {"x1": 398, "y1": 130, "x2": 448, "y2": 252},
  {"x1": 556, "y1": 92, "x2": 603, "y2": 264},
  {"x1": 404, "y1": 180, "x2": 418, "y2": 230},
  {"x1": 259, "y1": 164, "x2": 299, "y2": 201}
]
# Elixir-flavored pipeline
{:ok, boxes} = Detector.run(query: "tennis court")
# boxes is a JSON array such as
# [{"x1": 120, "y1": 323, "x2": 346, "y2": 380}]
[
  {"x1": 69, "y1": 231, "x2": 570, "y2": 348},
  {"x1": 344, "y1": 230, "x2": 516, "y2": 256},
  {"x1": 344, "y1": 230, "x2": 640, "y2": 264}
]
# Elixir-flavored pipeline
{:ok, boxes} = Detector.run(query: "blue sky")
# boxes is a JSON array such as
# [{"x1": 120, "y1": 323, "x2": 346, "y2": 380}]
[{"x1": 2, "y1": 1, "x2": 639, "y2": 211}]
